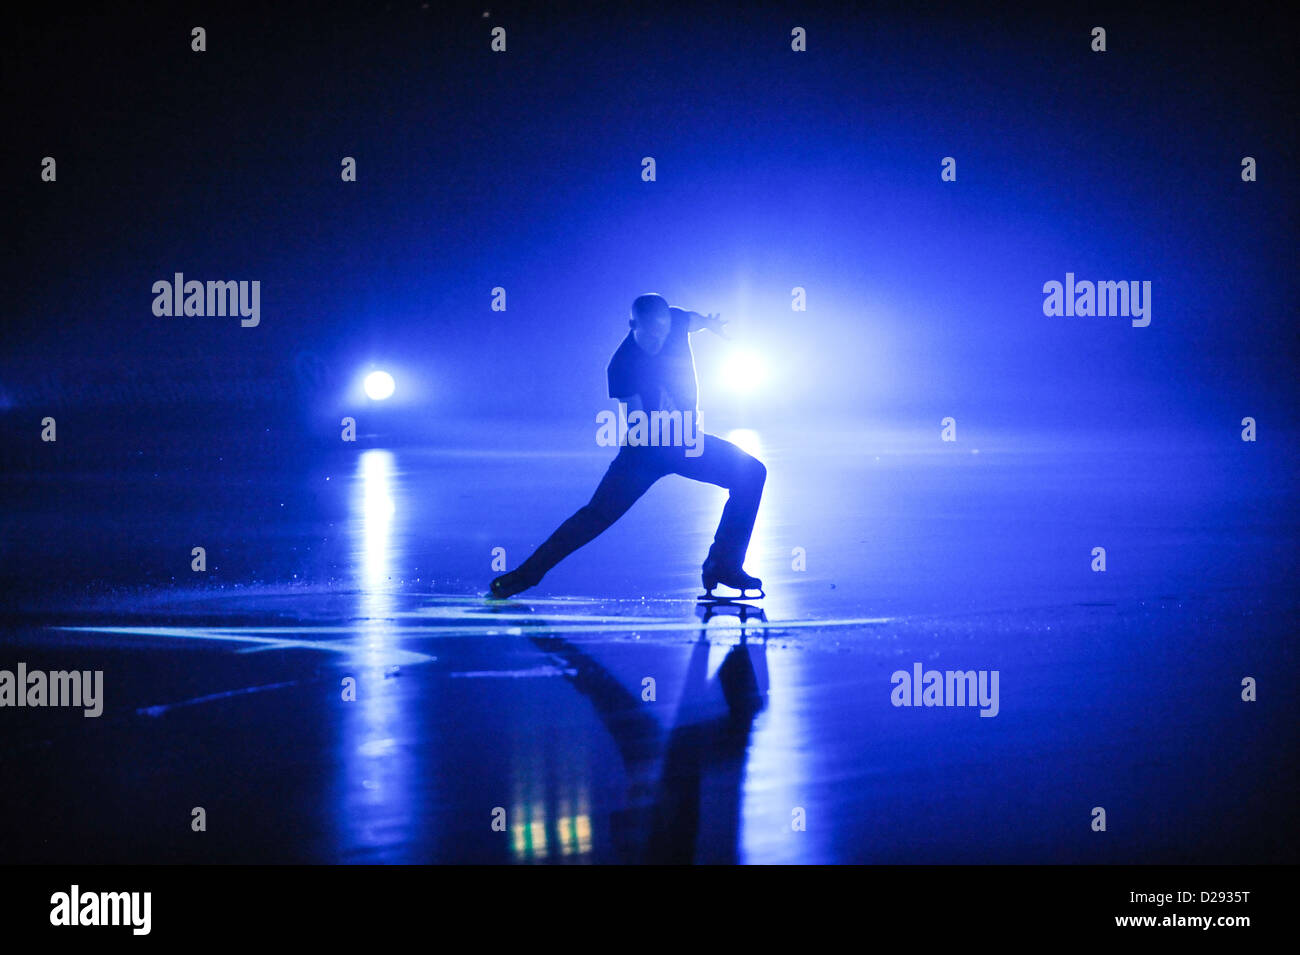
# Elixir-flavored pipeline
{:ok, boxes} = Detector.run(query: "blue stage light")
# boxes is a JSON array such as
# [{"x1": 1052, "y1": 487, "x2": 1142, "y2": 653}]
[
  {"x1": 364, "y1": 370, "x2": 396, "y2": 401},
  {"x1": 722, "y1": 349, "x2": 764, "y2": 394}
]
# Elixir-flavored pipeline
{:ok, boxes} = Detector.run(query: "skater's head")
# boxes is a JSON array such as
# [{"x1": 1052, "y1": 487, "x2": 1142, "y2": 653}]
[{"x1": 630, "y1": 293, "x2": 672, "y2": 354}]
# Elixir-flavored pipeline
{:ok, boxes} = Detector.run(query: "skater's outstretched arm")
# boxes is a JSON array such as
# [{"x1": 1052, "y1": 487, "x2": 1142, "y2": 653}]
[{"x1": 672, "y1": 306, "x2": 729, "y2": 338}]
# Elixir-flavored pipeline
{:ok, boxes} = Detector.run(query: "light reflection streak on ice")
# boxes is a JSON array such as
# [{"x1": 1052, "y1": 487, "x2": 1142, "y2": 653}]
[{"x1": 55, "y1": 614, "x2": 891, "y2": 644}]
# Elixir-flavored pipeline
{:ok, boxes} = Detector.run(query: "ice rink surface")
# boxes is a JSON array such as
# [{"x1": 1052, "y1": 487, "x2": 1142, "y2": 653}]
[{"x1": 2, "y1": 423, "x2": 1295, "y2": 863}]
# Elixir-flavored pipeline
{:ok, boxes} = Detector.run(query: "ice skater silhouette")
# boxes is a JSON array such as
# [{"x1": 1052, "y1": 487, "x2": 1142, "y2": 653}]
[{"x1": 490, "y1": 293, "x2": 766, "y2": 599}]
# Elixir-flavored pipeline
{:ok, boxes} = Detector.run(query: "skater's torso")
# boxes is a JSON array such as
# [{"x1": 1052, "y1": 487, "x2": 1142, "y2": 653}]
[{"x1": 607, "y1": 308, "x2": 698, "y2": 414}]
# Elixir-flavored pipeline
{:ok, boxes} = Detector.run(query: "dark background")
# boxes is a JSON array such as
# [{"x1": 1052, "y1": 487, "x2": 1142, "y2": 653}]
[{"x1": 3, "y1": 1, "x2": 1295, "y2": 446}]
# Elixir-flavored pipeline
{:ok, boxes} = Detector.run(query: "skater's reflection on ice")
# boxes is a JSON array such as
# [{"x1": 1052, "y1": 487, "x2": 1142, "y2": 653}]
[
  {"x1": 525, "y1": 614, "x2": 769, "y2": 863},
  {"x1": 647, "y1": 617, "x2": 769, "y2": 864}
]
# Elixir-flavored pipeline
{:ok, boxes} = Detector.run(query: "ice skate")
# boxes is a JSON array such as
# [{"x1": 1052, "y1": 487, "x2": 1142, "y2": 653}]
[
  {"x1": 700, "y1": 555, "x2": 765, "y2": 601},
  {"x1": 488, "y1": 567, "x2": 539, "y2": 599}
]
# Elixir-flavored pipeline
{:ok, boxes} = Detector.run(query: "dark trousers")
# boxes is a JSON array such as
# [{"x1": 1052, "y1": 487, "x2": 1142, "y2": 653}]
[{"x1": 516, "y1": 433, "x2": 766, "y2": 583}]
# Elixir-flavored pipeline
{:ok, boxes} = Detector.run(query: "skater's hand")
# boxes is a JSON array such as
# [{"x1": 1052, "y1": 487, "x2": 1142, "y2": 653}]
[{"x1": 702, "y1": 313, "x2": 730, "y2": 338}]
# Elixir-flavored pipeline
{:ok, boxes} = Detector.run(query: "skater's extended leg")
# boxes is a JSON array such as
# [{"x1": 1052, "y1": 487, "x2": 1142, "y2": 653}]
[
  {"x1": 490, "y1": 450, "x2": 661, "y2": 598},
  {"x1": 671, "y1": 434, "x2": 767, "y2": 593}
]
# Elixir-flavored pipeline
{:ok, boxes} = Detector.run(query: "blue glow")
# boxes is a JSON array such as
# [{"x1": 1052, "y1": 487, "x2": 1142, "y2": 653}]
[{"x1": 8, "y1": 5, "x2": 1294, "y2": 867}]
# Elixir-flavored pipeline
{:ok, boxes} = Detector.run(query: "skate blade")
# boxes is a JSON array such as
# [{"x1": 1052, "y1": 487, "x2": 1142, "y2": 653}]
[{"x1": 697, "y1": 589, "x2": 765, "y2": 602}]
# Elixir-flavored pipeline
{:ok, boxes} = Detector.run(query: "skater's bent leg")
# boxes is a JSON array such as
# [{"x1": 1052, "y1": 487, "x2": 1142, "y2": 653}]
[
  {"x1": 672, "y1": 434, "x2": 767, "y2": 567},
  {"x1": 514, "y1": 451, "x2": 660, "y2": 584}
]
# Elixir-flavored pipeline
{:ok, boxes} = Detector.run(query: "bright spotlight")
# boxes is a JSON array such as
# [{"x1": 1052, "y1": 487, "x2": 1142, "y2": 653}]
[
  {"x1": 726, "y1": 429, "x2": 763, "y2": 457},
  {"x1": 364, "y1": 370, "x2": 395, "y2": 401},
  {"x1": 722, "y1": 349, "x2": 764, "y2": 394}
]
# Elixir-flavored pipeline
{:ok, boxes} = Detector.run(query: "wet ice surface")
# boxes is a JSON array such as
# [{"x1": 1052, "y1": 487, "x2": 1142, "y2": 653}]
[{"x1": 1, "y1": 425, "x2": 1296, "y2": 863}]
